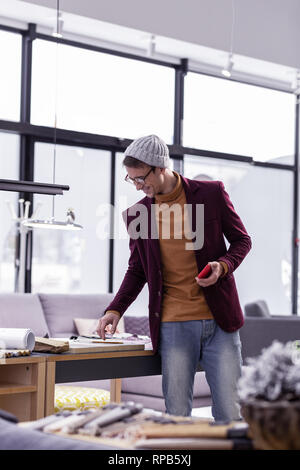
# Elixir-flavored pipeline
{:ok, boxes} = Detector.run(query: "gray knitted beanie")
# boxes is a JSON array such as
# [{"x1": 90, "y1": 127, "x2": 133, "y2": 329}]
[{"x1": 124, "y1": 134, "x2": 170, "y2": 168}]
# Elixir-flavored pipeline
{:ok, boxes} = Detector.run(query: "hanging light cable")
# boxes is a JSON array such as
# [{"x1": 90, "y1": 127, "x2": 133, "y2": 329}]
[
  {"x1": 52, "y1": 10, "x2": 64, "y2": 38},
  {"x1": 23, "y1": 0, "x2": 83, "y2": 231},
  {"x1": 222, "y1": 0, "x2": 235, "y2": 78},
  {"x1": 292, "y1": 70, "x2": 300, "y2": 94},
  {"x1": 147, "y1": 35, "x2": 156, "y2": 57}
]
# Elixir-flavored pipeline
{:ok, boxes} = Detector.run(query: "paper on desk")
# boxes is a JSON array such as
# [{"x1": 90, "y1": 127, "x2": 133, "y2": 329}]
[
  {"x1": 73, "y1": 335, "x2": 123, "y2": 344},
  {"x1": 0, "y1": 328, "x2": 35, "y2": 351},
  {"x1": 112, "y1": 333, "x2": 152, "y2": 346},
  {"x1": 54, "y1": 337, "x2": 146, "y2": 353},
  {"x1": 73, "y1": 333, "x2": 152, "y2": 346}
]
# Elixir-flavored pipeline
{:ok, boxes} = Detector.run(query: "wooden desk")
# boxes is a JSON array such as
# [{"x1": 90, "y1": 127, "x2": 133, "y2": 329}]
[
  {"x1": 0, "y1": 355, "x2": 46, "y2": 422},
  {"x1": 43, "y1": 349, "x2": 161, "y2": 416}
]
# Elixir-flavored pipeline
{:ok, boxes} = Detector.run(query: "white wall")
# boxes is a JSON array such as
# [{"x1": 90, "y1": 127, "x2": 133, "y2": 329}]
[{"x1": 21, "y1": 0, "x2": 300, "y2": 69}]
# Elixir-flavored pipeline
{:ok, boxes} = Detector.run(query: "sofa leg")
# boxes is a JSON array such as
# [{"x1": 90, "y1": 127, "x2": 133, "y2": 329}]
[{"x1": 110, "y1": 379, "x2": 121, "y2": 403}]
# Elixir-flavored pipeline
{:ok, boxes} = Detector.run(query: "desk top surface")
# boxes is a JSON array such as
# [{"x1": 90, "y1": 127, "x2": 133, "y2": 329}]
[
  {"x1": 1, "y1": 348, "x2": 156, "y2": 365},
  {"x1": 0, "y1": 354, "x2": 46, "y2": 365},
  {"x1": 33, "y1": 349, "x2": 156, "y2": 362}
]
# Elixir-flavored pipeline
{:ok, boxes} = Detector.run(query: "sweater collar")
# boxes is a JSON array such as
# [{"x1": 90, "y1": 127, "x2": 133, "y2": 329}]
[{"x1": 154, "y1": 171, "x2": 182, "y2": 203}]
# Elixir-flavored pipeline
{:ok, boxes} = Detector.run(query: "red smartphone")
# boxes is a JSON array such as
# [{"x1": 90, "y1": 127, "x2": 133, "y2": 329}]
[{"x1": 197, "y1": 264, "x2": 212, "y2": 279}]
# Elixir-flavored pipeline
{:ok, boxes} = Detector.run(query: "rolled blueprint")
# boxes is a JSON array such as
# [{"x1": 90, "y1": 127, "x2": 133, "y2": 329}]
[{"x1": 0, "y1": 328, "x2": 35, "y2": 351}]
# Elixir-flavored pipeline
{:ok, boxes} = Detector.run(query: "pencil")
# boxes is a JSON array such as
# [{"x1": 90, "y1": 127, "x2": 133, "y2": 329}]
[{"x1": 91, "y1": 340, "x2": 123, "y2": 344}]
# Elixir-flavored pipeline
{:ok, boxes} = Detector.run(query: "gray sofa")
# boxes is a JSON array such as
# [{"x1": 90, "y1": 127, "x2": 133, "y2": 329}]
[
  {"x1": 1, "y1": 293, "x2": 300, "y2": 415},
  {"x1": 0, "y1": 293, "x2": 212, "y2": 412},
  {"x1": 241, "y1": 299, "x2": 300, "y2": 360},
  {"x1": 0, "y1": 409, "x2": 121, "y2": 450}
]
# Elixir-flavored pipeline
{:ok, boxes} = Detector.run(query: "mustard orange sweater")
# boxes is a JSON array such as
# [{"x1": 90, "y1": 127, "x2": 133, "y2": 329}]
[{"x1": 154, "y1": 172, "x2": 216, "y2": 322}]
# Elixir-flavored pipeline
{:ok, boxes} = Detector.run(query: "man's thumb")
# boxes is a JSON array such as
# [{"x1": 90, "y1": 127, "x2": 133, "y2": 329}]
[{"x1": 111, "y1": 320, "x2": 119, "y2": 335}]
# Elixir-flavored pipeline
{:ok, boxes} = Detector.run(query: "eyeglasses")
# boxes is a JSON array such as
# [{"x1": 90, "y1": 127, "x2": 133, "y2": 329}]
[{"x1": 125, "y1": 167, "x2": 155, "y2": 186}]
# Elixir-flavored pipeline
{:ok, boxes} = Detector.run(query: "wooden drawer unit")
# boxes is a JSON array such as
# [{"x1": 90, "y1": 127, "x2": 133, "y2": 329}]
[{"x1": 0, "y1": 356, "x2": 46, "y2": 422}]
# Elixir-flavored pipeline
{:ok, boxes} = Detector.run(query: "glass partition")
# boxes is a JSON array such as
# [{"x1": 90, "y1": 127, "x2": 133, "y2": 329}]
[
  {"x1": 31, "y1": 40, "x2": 175, "y2": 143},
  {"x1": 0, "y1": 30, "x2": 22, "y2": 121},
  {"x1": 184, "y1": 154, "x2": 293, "y2": 315},
  {"x1": 32, "y1": 143, "x2": 111, "y2": 293},
  {"x1": 0, "y1": 133, "x2": 20, "y2": 292},
  {"x1": 184, "y1": 72, "x2": 295, "y2": 165}
]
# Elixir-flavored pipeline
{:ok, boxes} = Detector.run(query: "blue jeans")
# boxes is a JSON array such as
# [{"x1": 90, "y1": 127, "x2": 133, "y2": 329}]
[{"x1": 158, "y1": 319, "x2": 242, "y2": 421}]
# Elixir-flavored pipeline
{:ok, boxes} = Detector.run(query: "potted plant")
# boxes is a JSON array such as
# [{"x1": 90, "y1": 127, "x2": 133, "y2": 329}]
[{"x1": 238, "y1": 340, "x2": 300, "y2": 450}]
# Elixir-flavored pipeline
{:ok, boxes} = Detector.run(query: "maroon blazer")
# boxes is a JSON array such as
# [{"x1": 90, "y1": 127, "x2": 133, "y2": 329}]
[{"x1": 105, "y1": 175, "x2": 252, "y2": 354}]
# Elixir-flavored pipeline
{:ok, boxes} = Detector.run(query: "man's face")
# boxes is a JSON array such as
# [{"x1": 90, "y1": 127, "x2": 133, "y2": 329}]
[{"x1": 125, "y1": 165, "x2": 164, "y2": 198}]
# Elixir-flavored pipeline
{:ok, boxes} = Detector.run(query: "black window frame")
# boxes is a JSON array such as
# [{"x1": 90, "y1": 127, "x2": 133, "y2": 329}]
[{"x1": 0, "y1": 22, "x2": 298, "y2": 315}]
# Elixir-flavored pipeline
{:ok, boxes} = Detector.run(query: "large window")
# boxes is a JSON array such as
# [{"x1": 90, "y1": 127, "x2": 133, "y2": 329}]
[
  {"x1": 31, "y1": 40, "x2": 175, "y2": 143},
  {"x1": 183, "y1": 73, "x2": 295, "y2": 164},
  {"x1": 184, "y1": 155, "x2": 293, "y2": 316},
  {"x1": 32, "y1": 143, "x2": 111, "y2": 293},
  {"x1": 0, "y1": 133, "x2": 20, "y2": 292},
  {"x1": 0, "y1": 30, "x2": 22, "y2": 121},
  {"x1": 0, "y1": 21, "x2": 298, "y2": 316}
]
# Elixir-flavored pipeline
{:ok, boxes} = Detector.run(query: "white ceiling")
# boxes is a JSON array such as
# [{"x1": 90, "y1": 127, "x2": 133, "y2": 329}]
[{"x1": 0, "y1": 0, "x2": 298, "y2": 91}]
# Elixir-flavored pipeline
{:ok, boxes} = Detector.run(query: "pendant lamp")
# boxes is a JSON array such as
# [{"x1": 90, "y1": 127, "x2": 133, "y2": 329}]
[
  {"x1": 22, "y1": 0, "x2": 83, "y2": 232},
  {"x1": 221, "y1": 0, "x2": 235, "y2": 78}
]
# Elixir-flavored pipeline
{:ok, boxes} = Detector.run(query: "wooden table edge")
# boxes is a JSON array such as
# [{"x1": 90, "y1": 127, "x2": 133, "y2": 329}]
[
  {"x1": 0, "y1": 355, "x2": 46, "y2": 365},
  {"x1": 44, "y1": 349, "x2": 156, "y2": 362}
]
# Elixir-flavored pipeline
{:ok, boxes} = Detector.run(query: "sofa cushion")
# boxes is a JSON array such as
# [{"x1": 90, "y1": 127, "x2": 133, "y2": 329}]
[
  {"x1": 120, "y1": 393, "x2": 212, "y2": 413},
  {"x1": 38, "y1": 293, "x2": 115, "y2": 337},
  {"x1": 0, "y1": 294, "x2": 50, "y2": 337},
  {"x1": 124, "y1": 316, "x2": 150, "y2": 336},
  {"x1": 59, "y1": 379, "x2": 111, "y2": 391},
  {"x1": 54, "y1": 385, "x2": 110, "y2": 412},
  {"x1": 121, "y1": 371, "x2": 210, "y2": 398}
]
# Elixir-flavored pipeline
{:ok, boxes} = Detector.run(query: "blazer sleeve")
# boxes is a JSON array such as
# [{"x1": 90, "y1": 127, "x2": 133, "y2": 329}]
[
  {"x1": 217, "y1": 181, "x2": 252, "y2": 275},
  {"x1": 104, "y1": 236, "x2": 147, "y2": 317}
]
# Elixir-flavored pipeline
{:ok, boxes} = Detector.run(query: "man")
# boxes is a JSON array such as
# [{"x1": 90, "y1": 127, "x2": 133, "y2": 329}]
[{"x1": 96, "y1": 134, "x2": 252, "y2": 421}]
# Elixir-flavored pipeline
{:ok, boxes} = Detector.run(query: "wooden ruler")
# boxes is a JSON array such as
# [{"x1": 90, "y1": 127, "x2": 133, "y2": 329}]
[{"x1": 67, "y1": 341, "x2": 145, "y2": 354}]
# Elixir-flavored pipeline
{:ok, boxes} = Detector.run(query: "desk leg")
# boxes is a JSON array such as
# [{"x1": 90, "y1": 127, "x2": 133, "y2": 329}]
[
  {"x1": 45, "y1": 361, "x2": 56, "y2": 416},
  {"x1": 110, "y1": 378, "x2": 121, "y2": 403},
  {"x1": 31, "y1": 361, "x2": 46, "y2": 420}
]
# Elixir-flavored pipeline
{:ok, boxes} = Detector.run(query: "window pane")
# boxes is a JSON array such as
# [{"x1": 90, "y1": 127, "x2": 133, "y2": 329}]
[
  {"x1": 0, "y1": 30, "x2": 22, "y2": 121},
  {"x1": 183, "y1": 73, "x2": 295, "y2": 164},
  {"x1": 0, "y1": 133, "x2": 20, "y2": 292},
  {"x1": 113, "y1": 154, "x2": 174, "y2": 316},
  {"x1": 31, "y1": 40, "x2": 175, "y2": 143},
  {"x1": 184, "y1": 155, "x2": 293, "y2": 316},
  {"x1": 32, "y1": 143, "x2": 111, "y2": 293}
]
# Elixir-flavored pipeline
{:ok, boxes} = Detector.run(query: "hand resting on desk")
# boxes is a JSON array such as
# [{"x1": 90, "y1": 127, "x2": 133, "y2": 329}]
[{"x1": 96, "y1": 311, "x2": 120, "y2": 340}]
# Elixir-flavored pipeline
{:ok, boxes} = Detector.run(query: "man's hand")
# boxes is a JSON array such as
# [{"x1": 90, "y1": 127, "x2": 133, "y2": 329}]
[
  {"x1": 96, "y1": 312, "x2": 120, "y2": 340},
  {"x1": 195, "y1": 261, "x2": 224, "y2": 287}
]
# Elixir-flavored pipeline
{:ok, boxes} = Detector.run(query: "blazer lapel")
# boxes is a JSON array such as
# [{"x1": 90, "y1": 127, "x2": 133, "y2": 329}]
[
  {"x1": 143, "y1": 196, "x2": 162, "y2": 270},
  {"x1": 180, "y1": 175, "x2": 207, "y2": 269}
]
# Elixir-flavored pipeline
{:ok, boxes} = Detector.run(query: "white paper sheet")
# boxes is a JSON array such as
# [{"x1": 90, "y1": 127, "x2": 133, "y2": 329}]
[{"x1": 0, "y1": 328, "x2": 35, "y2": 351}]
